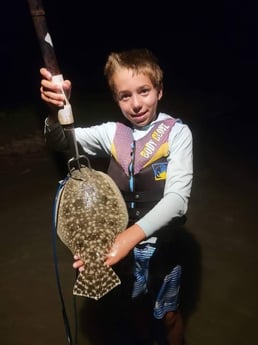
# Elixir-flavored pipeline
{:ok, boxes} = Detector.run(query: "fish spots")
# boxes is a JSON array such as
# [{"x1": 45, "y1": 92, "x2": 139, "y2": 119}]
[{"x1": 56, "y1": 167, "x2": 128, "y2": 300}]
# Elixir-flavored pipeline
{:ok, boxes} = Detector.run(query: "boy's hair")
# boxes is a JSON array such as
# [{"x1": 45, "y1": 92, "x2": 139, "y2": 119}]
[{"x1": 104, "y1": 48, "x2": 163, "y2": 96}]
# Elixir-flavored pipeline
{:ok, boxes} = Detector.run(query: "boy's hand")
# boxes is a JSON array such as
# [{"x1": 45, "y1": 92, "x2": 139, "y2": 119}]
[
  {"x1": 40, "y1": 67, "x2": 72, "y2": 108},
  {"x1": 105, "y1": 225, "x2": 146, "y2": 266},
  {"x1": 72, "y1": 225, "x2": 146, "y2": 269}
]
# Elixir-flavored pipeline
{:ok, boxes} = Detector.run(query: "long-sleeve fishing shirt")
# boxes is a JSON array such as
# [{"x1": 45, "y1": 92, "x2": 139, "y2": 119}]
[{"x1": 44, "y1": 112, "x2": 193, "y2": 239}]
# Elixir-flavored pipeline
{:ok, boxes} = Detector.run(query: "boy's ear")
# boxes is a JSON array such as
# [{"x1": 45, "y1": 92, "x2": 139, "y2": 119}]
[{"x1": 158, "y1": 87, "x2": 163, "y2": 100}]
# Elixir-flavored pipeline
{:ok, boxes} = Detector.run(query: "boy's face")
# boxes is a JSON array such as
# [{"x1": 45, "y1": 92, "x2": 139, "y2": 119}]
[{"x1": 113, "y1": 68, "x2": 162, "y2": 128}]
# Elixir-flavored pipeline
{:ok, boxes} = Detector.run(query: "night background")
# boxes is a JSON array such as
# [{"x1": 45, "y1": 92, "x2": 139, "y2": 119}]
[
  {"x1": 2, "y1": 0, "x2": 258, "y2": 159},
  {"x1": 0, "y1": 1, "x2": 258, "y2": 345}
]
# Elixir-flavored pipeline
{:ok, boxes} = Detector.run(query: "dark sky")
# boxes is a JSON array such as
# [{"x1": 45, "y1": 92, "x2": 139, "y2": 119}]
[{"x1": 1, "y1": 0, "x2": 258, "y2": 116}]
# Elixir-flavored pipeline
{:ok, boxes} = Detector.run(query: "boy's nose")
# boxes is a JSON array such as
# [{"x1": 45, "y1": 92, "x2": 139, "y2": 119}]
[{"x1": 131, "y1": 95, "x2": 142, "y2": 112}]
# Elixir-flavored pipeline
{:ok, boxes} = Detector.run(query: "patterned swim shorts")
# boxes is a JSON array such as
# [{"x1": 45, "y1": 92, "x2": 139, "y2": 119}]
[{"x1": 132, "y1": 243, "x2": 182, "y2": 319}]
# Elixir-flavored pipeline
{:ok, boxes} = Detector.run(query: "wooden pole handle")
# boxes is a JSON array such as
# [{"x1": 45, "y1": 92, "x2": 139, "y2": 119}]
[{"x1": 27, "y1": 0, "x2": 60, "y2": 75}]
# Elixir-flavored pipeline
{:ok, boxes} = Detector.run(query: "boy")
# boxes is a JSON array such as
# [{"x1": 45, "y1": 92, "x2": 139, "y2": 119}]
[{"x1": 40, "y1": 48, "x2": 193, "y2": 345}]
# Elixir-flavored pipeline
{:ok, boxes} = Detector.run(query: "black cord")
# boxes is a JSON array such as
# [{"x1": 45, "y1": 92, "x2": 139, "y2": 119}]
[{"x1": 52, "y1": 178, "x2": 74, "y2": 345}]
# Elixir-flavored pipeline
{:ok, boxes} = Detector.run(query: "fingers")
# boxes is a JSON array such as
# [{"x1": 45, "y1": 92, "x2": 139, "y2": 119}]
[
  {"x1": 39, "y1": 67, "x2": 72, "y2": 107},
  {"x1": 73, "y1": 254, "x2": 85, "y2": 272},
  {"x1": 40, "y1": 67, "x2": 52, "y2": 80},
  {"x1": 40, "y1": 84, "x2": 65, "y2": 107}
]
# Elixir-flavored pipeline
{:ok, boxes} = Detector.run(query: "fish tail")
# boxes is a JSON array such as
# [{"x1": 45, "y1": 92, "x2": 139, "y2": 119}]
[{"x1": 73, "y1": 264, "x2": 121, "y2": 300}]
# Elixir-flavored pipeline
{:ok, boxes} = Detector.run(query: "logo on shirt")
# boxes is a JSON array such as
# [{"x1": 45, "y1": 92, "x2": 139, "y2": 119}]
[
  {"x1": 140, "y1": 123, "x2": 170, "y2": 159},
  {"x1": 152, "y1": 162, "x2": 168, "y2": 180}
]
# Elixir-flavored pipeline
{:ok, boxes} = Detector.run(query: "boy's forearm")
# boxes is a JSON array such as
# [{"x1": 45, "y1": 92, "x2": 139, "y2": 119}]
[{"x1": 44, "y1": 118, "x2": 69, "y2": 151}]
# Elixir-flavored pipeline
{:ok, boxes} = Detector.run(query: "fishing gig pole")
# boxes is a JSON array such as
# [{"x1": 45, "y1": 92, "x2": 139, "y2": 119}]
[
  {"x1": 27, "y1": 0, "x2": 82, "y2": 170},
  {"x1": 26, "y1": 1, "x2": 81, "y2": 344}
]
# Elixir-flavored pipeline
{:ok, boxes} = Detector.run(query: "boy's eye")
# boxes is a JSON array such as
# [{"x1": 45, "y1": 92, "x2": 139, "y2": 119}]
[
  {"x1": 118, "y1": 94, "x2": 130, "y2": 101},
  {"x1": 141, "y1": 88, "x2": 149, "y2": 95}
]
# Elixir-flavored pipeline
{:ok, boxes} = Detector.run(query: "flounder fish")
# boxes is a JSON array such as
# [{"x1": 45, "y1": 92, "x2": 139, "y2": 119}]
[{"x1": 54, "y1": 161, "x2": 128, "y2": 300}]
